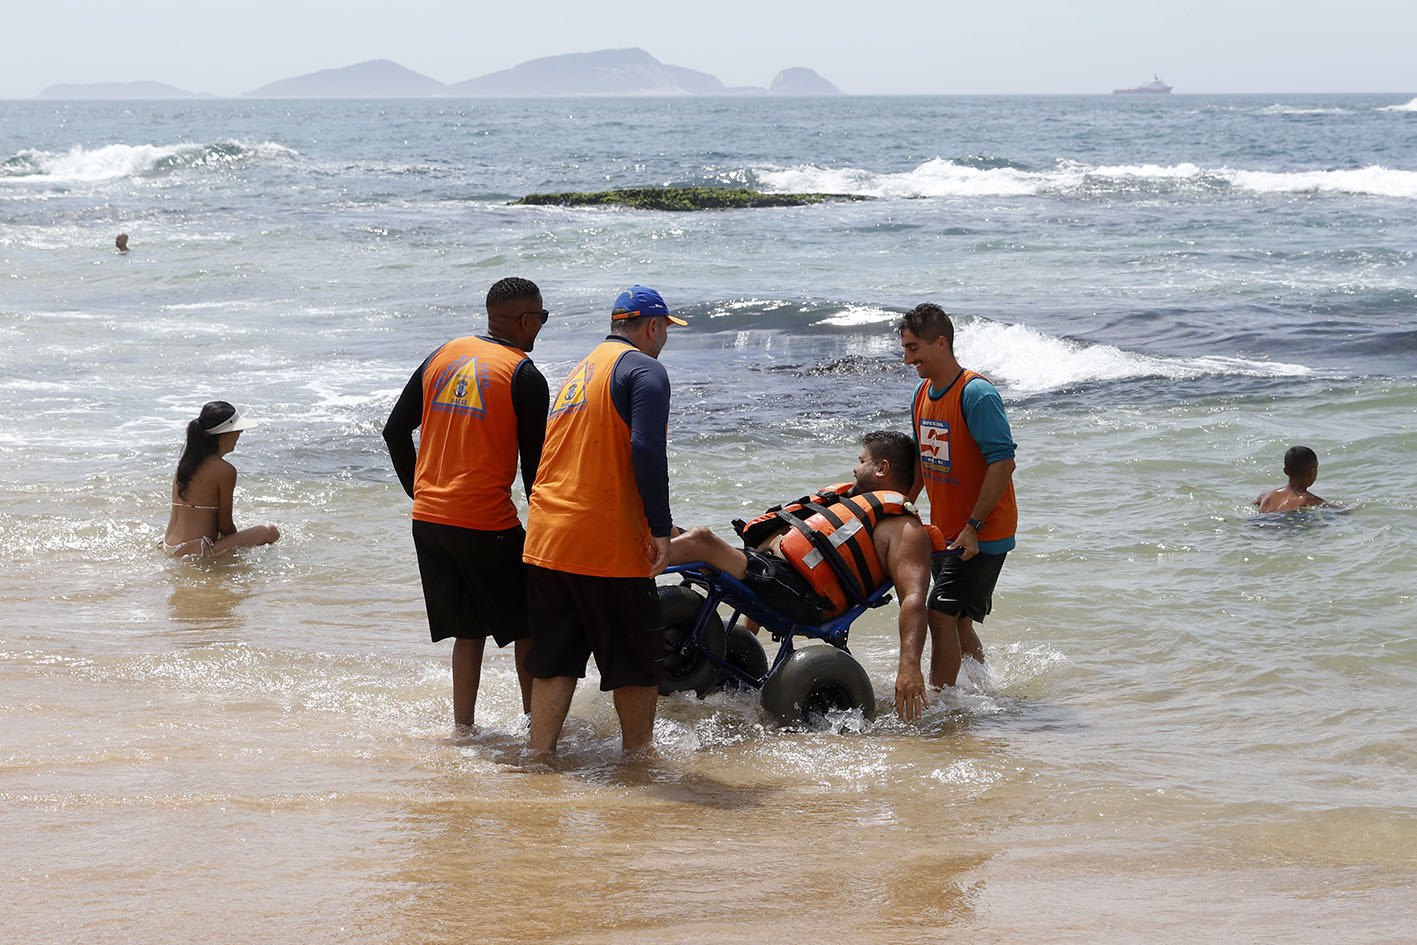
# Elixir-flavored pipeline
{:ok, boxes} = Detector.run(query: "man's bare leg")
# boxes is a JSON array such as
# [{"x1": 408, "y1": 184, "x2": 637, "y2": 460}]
[
  {"x1": 529, "y1": 675, "x2": 577, "y2": 753},
  {"x1": 452, "y1": 636, "x2": 486, "y2": 728},
  {"x1": 957, "y1": 617, "x2": 985, "y2": 666},
  {"x1": 513, "y1": 638, "x2": 533, "y2": 715},
  {"x1": 927, "y1": 610, "x2": 963, "y2": 688},
  {"x1": 667, "y1": 526, "x2": 748, "y2": 578},
  {"x1": 612, "y1": 684, "x2": 659, "y2": 753}
]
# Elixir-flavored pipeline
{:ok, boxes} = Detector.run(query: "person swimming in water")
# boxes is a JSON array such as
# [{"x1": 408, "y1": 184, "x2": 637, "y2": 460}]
[
  {"x1": 1253, "y1": 445, "x2": 1327, "y2": 513},
  {"x1": 162, "y1": 401, "x2": 280, "y2": 557}
]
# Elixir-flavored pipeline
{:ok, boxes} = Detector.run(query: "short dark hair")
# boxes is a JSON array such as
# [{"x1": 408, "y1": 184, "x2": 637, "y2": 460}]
[
  {"x1": 1283, "y1": 445, "x2": 1318, "y2": 474},
  {"x1": 486, "y1": 277, "x2": 540, "y2": 308},
  {"x1": 896, "y1": 302, "x2": 954, "y2": 350},
  {"x1": 862, "y1": 430, "x2": 917, "y2": 491}
]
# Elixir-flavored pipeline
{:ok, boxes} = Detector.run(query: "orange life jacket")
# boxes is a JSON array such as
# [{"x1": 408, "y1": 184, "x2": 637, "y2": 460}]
[
  {"x1": 738, "y1": 486, "x2": 945, "y2": 619},
  {"x1": 733, "y1": 483, "x2": 855, "y2": 548}
]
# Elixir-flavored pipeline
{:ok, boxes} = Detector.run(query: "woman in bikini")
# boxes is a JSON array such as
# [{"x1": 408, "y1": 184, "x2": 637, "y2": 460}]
[{"x1": 162, "y1": 401, "x2": 280, "y2": 557}]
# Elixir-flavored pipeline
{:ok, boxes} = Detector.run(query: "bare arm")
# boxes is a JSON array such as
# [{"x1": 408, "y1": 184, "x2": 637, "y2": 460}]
[
  {"x1": 884, "y1": 519, "x2": 934, "y2": 722},
  {"x1": 949, "y1": 457, "x2": 1016, "y2": 560},
  {"x1": 216, "y1": 461, "x2": 238, "y2": 537}
]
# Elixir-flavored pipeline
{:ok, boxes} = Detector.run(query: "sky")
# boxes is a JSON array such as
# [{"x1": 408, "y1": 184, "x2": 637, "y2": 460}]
[{"x1": 3, "y1": 0, "x2": 1415, "y2": 99}]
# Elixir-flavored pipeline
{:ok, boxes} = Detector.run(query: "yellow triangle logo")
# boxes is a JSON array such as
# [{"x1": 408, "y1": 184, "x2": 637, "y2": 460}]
[
  {"x1": 430, "y1": 355, "x2": 486, "y2": 416},
  {"x1": 549, "y1": 359, "x2": 593, "y2": 419}
]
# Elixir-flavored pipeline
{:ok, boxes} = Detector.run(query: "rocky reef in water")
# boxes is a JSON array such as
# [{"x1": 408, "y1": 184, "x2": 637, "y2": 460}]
[{"x1": 511, "y1": 188, "x2": 866, "y2": 211}]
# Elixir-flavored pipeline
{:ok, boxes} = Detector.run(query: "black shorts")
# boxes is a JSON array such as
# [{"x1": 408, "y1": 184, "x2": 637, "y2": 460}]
[
  {"x1": 412, "y1": 519, "x2": 530, "y2": 646},
  {"x1": 524, "y1": 565, "x2": 664, "y2": 691},
  {"x1": 929, "y1": 551, "x2": 1007, "y2": 624},
  {"x1": 742, "y1": 548, "x2": 825, "y2": 625}
]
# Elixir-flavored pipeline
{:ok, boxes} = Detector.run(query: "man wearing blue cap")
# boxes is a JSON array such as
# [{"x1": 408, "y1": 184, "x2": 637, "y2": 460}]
[{"x1": 523, "y1": 285, "x2": 685, "y2": 754}]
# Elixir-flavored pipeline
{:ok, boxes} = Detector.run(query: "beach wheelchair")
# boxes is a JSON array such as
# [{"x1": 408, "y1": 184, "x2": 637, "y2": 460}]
[{"x1": 657, "y1": 554, "x2": 947, "y2": 727}]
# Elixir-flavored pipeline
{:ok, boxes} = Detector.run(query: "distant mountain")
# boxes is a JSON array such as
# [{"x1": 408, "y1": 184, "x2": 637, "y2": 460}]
[
  {"x1": 664, "y1": 64, "x2": 726, "y2": 96},
  {"x1": 38, "y1": 81, "x2": 205, "y2": 100},
  {"x1": 245, "y1": 59, "x2": 445, "y2": 98},
  {"x1": 34, "y1": 52, "x2": 843, "y2": 101},
  {"x1": 445, "y1": 47, "x2": 713, "y2": 97},
  {"x1": 770, "y1": 68, "x2": 842, "y2": 96}
]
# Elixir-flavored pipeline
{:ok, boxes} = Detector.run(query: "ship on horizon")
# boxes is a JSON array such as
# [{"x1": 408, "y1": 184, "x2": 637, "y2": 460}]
[{"x1": 1113, "y1": 74, "x2": 1173, "y2": 94}]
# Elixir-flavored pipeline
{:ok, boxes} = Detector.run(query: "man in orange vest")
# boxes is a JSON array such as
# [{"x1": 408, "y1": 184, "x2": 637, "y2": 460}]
[
  {"x1": 523, "y1": 286, "x2": 686, "y2": 754},
  {"x1": 899, "y1": 303, "x2": 1018, "y2": 688},
  {"x1": 383, "y1": 277, "x2": 550, "y2": 729},
  {"x1": 668, "y1": 431, "x2": 938, "y2": 720}
]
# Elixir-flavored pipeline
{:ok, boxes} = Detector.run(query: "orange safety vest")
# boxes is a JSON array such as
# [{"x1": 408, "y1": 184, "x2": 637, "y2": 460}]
[
  {"x1": 413, "y1": 336, "x2": 528, "y2": 531},
  {"x1": 524, "y1": 340, "x2": 654, "y2": 577},
  {"x1": 912, "y1": 370, "x2": 1018, "y2": 543},
  {"x1": 770, "y1": 488, "x2": 933, "y2": 619}
]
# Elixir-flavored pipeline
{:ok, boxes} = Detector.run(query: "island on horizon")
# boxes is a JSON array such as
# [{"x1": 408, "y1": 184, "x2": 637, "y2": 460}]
[{"x1": 35, "y1": 49, "x2": 843, "y2": 100}]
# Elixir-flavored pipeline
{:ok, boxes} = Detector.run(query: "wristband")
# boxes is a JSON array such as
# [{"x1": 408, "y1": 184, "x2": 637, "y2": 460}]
[{"x1": 966, "y1": 517, "x2": 985, "y2": 532}]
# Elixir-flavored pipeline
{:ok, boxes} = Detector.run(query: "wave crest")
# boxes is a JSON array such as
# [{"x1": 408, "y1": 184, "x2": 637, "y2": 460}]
[
  {"x1": 1376, "y1": 96, "x2": 1417, "y2": 113},
  {"x1": 737, "y1": 303, "x2": 1314, "y2": 394},
  {"x1": 751, "y1": 157, "x2": 1417, "y2": 201},
  {"x1": 955, "y1": 319, "x2": 1312, "y2": 394},
  {"x1": 0, "y1": 140, "x2": 298, "y2": 183}
]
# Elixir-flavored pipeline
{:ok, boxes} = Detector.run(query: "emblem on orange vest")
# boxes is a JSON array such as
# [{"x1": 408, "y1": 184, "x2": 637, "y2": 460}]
[
  {"x1": 549, "y1": 359, "x2": 594, "y2": 419},
  {"x1": 430, "y1": 355, "x2": 489, "y2": 417},
  {"x1": 919, "y1": 418, "x2": 951, "y2": 476}
]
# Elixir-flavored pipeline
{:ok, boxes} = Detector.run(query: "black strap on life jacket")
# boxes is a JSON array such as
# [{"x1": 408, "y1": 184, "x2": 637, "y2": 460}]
[
  {"x1": 774, "y1": 499, "x2": 882, "y2": 609},
  {"x1": 732, "y1": 487, "x2": 846, "y2": 544}
]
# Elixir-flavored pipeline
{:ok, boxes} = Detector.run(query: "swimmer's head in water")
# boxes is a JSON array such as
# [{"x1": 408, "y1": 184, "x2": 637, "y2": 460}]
[
  {"x1": 1283, "y1": 445, "x2": 1319, "y2": 489},
  {"x1": 115, "y1": 232, "x2": 128, "y2": 252},
  {"x1": 1283, "y1": 445, "x2": 1318, "y2": 477}
]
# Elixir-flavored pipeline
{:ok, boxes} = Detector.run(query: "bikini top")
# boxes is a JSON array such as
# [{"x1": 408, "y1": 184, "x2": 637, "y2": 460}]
[{"x1": 172, "y1": 500, "x2": 219, "y2": 511}]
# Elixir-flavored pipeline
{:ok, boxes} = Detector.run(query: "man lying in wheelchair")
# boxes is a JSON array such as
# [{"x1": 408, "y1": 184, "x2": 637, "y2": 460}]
[{"x1": 665, "y1": 430, "x2": 954, "y2": 723}]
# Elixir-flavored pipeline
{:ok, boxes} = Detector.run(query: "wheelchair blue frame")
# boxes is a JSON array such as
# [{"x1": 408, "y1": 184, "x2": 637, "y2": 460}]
[
  {"x1": 662, "y1": 563, "x2": 878, "y2": 692},
  {"x1": 663, "y1": 553, "x2": 958, "y2": 693}
]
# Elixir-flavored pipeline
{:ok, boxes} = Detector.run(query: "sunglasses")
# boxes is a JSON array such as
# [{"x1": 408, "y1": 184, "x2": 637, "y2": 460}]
[{"x1": 523, "y1": 309, "x2": 550, "y2": 324}]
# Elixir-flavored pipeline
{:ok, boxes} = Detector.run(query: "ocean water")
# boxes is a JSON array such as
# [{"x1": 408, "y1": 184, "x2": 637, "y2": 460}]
[{"x1": 2, "y1": 94, "x2": 1416, "y2": 943}]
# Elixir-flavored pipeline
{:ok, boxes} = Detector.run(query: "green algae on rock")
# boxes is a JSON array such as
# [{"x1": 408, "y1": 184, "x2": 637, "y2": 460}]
[{"x1": 511, "y1": 187, "x2": 865, "y2": 211}]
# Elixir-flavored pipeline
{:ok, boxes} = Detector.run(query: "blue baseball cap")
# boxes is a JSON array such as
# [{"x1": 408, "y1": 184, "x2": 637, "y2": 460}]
[{"x1": 611, "y1": 285, "x2": 687, "y2": 326}]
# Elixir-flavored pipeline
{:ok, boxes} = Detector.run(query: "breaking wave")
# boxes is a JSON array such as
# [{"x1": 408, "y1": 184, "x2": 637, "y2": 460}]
[
  {"x1": 0, "y1": 141, "x2": 298, "y2": 183},
  {"x1": 955, "y1": 319, "x2": 1313, "y2": 394},
  {"x1": 792, "y1": 307, "x2": 1313, "y2": 394},
  {"x1": 1376, "y1": 97, "x2": 1417, "y2": 112},
  {"x1": 752, "y1": 158, "x2": 1417, "y2": 200}
]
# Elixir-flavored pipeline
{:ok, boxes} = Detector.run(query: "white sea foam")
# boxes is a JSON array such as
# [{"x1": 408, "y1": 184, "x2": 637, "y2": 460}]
[
  {"x1": 814, "y1": 305, "x2": 896, "y2": 327},
  {"x1": 756, "y1": 157, "x2": 1043, "y2": 198},
  {"x1": 954, "y1": 319, "x2": 1312, "y2": 394},
  {"x1": 1258, "y1": 104, "x2": 1349, "y2": 116},
  {"x1": 754, "y1": 157, "x2": 1417, "y2": 201},
  {"x1": 1376, "y1": 97, "x2": 1417, "y2": 112},
  {"x1": 1087, "y1": 161, "x2": 1205, "y2": 179},
  {"x1": 1230, "y1": 166, "x2": 1417, "y2": 199},
  {"x1": 1, "y1": 141, "x2": 298, "y2": 183},
  {"x1": 798, "y1": 308, "x2": 1315, "y2": 392}
]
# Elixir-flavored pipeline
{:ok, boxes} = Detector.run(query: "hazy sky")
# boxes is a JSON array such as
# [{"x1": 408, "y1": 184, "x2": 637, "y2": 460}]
[{"x1": 4, "y1": 0, "x2": 1414, "y2": 99}]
